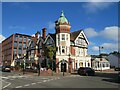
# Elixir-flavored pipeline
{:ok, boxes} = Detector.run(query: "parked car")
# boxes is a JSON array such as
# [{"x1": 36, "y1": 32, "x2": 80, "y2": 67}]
[
  {"x1": 2, "y1": 66, "x2": 11, "y2": 72},
  {"x1": 114, "y1": 67, "x2": 120, "y2": 71},
  {"x1": 77, "y1": 67, "x2": 95, "y2": 76}
]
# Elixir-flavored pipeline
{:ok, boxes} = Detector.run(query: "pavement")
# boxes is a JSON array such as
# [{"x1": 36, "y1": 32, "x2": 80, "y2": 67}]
[{"x1": 1, "y1": 69, "x2": 120, "y2": 89}]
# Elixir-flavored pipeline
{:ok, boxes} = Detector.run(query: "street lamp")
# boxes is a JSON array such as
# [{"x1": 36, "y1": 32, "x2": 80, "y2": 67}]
[
  {"x1": 98, "y1": 46, "x2": 104, "y2": 72},
  {"x1": 68, "y1": 54, "x2": 71, "y2": 73},
  {"x1": 23, "y1": 54, "x2": 26, "y2": 75}
]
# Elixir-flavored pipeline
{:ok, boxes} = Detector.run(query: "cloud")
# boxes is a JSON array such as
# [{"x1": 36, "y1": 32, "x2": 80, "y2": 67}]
[
  {"x1": 91, "y1": 42, "x2": 119, "y2": 54},
  {"x1": 0, "y1": 35, "x2": 6, "y2": 43},
  {"x1": 9, "y1": 25, "x2": 26, "y2": 30},
  {"x1": 100, "y1": 26, "x2": 119, "y2": 42},
  {"x1": 32, "y1": 34, "x2": 35, "y2": 37},
  {"x1": 89, "y1": 41, "x2": 95, "y2": 46},
  {"x1": 48, "y1": 21, "x2": 55, "y2": 29},
  {"x1": 82, "y1": 2, "x2": 113, "y2": 13},
  {"x1": 91, "y1": 46, "x2": 99, "y2": 51},
  {"x1": 84, "y1": 26, "x2": 119, "y2": 42},
  {"x1": 101, "y1": 43, "x2": 118, "y2": 50},
  {"x1": 84, "y1": 28, "x2": 98, "y2": 38},
  {"x1": 9, "y1": 2, "x2": 29, "y2": 9}
]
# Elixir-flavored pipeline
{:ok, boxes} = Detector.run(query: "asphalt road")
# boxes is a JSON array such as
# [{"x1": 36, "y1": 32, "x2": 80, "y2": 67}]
[{"x1": 1, "y1": 71, "x2": 119, "y2": 90}]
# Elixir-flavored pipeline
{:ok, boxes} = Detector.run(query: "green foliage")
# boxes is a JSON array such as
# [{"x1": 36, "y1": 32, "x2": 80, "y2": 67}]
[
  {"x1": 46, "y1": 46, "x2": 56, "y2": 70},
  {"x1": 47, "y1": 46, "x2": 56, "y2": 61}
]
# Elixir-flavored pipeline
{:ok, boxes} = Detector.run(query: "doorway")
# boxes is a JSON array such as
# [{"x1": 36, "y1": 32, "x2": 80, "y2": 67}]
[{"x1": 61, "y1": 63, "x2": 66, "y2": 72}]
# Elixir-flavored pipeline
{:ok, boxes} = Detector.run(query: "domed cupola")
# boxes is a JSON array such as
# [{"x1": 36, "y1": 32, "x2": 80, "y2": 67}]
[
  {"x1": 55, "y1": 10, "x2": 70, "y2": 26},
  {"x1": 55, "y1": 10, "x2": 71, "y2": 34}
]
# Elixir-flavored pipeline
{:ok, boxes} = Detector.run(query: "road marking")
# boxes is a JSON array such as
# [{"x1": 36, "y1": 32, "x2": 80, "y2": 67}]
[
  {"x1": 43, "y1": 80, "x2": 47, "y2": 82},
  {"x1": 2, "y1": 77, "x2": 9, "y2": 79},
  {"x1": 10, "y1": 79, "x2": 15, "y2": 80},
  {"x1": 15, "y1": 86, "x2": 22, "y2": 88},
  {"x1": 37, "y1": 82, "x2": 41, "y2": 83},
  {"x1": 24, "y1": 84, "x2": 30, "y2": 87},
  {"x1": 31, "y1": 83, "x2": 36, "y2": 85},
  {"x1": 2, "y1": 81, "x2": 11, "y2": 89}
]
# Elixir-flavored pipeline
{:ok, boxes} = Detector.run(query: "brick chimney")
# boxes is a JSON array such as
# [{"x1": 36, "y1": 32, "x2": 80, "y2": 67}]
[
  {"x1": 35, "y1": 31, "x2": 40, "y2": 38},
  {"x1": 42, "y1": 28, "x2": 46, "y2": 39}
]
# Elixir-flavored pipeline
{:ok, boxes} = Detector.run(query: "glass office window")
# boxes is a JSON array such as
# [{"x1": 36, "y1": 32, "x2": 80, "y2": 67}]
[
  {"x1": 23, "y1": 43, "x2": 26, "y2": 48},
  {"x1": 14, "y1": 42, "x2": 18, "y2": 48},
  {"x1": 14, "y1": 35, "x2": 18, "y2": 41},
  {"x1": 19, "y1": 36, "x2": 23, "y2": 42},
  {"x1": 19, "y1": 43, "x2": 22, "y2": 49},
  {"x1": 24, "y1": 38, "x2": 27, "y2": 42}
]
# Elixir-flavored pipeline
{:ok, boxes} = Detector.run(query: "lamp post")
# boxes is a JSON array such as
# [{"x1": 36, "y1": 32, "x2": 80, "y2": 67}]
[
  {"x1": 23, "y1": 54, "x2": 26, "y2": 75},
  {"x1": 68, "y1": 54, "x2": 71, "y2": 73},
  {"x1": 98, "y1": 46, "x2": 103, "y2": 72}
]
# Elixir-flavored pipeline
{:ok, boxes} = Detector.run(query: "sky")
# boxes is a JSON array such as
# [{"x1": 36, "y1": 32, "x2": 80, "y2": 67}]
[{"x1": 1, "y1": 2, "x2": 119, "y2": 55}]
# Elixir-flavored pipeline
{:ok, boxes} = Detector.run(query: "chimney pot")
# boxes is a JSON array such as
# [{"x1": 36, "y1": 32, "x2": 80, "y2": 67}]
[{"x1": 42, "y1": 28, "x2": 46, "y2": 39}]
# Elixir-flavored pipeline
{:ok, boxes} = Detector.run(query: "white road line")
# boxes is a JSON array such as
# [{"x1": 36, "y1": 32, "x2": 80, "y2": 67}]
[
  {"x1": 15, "y1": 86, "x2": 22, "y2": 88},
  {"x1": 43, "y1": 80, "x2": 47, "y2": 82},
  {"x1": 2, "y1": 77, "x2": 9, "y2": 79},
  {"x1": 37, "y1": 82, "x2": 42, "y2": 84},
  {"x1": 2, "y1": 81, "x2": 11, "y2": 89},
  {"x1": 24, "y1": 84, "x2": 30, "y2": 87},
  {"x1": 31, "y1": 83, "x2": 36, "y2": 85}
]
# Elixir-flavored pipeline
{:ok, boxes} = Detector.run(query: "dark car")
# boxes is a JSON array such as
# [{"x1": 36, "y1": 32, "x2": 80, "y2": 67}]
[
  {"x1": 114, "y1": 67, "x2": 120, "y2": 71},
  {"x1": 78, "y1": 67, "x2": 95, "y2": 76},
  {"x1": 2, "y1": 66, "x2": 11, "y2": 72}
]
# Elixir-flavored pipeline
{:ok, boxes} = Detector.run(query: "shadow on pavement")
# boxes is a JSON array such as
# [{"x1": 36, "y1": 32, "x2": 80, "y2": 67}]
[{"x1": 94, "y1": 72, "x2": 119, "y2": 84}]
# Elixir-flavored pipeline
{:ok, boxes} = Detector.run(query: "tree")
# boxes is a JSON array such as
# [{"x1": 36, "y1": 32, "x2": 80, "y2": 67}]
[{"x1": 46, "y1": 45, "x2": 56, "y2": 75}]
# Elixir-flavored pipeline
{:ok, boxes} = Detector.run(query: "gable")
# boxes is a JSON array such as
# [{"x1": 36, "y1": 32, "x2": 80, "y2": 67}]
[
  {"x1": 70, "y1": 30, "x2": 82, "y2": 41},
  {"x1": 44, "y1": 34, "x2": 55, "y2": 45},
  {"x1": 74, "y1": 31, "x2": 89, "y2": 47}
]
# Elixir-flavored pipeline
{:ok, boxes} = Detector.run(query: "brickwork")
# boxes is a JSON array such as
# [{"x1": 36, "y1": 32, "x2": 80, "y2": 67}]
[{"x1": 2, "y1": 33, "x2": 31, "y2": 66}]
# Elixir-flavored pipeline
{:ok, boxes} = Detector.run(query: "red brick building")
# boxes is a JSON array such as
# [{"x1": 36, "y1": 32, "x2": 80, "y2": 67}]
[{"x1": 2, "y1": 33, "x2": 31, "y2": 66}]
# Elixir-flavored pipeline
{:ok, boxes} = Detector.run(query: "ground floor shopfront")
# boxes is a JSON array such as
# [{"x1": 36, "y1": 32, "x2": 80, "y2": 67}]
[{"x1": 56, "y1": 55, "x2": 91, "y2": 73}]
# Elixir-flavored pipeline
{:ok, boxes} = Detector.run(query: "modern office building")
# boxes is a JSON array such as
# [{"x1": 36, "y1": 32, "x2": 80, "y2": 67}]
[{"x1": 2, "y1": 33, "x2": 31, "y2": 66}]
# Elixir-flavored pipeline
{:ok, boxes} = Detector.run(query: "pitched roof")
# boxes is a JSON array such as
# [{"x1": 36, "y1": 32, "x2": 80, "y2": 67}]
[
  {"x1": 31, "y1": 36, "x2": 38, "y2": 45},
  {"x1": 49, "y1": 33, "x2": 56, "y2": 42},
  {"x1": 70, "y1": 30, "x2": 82, "y2": 41}
]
